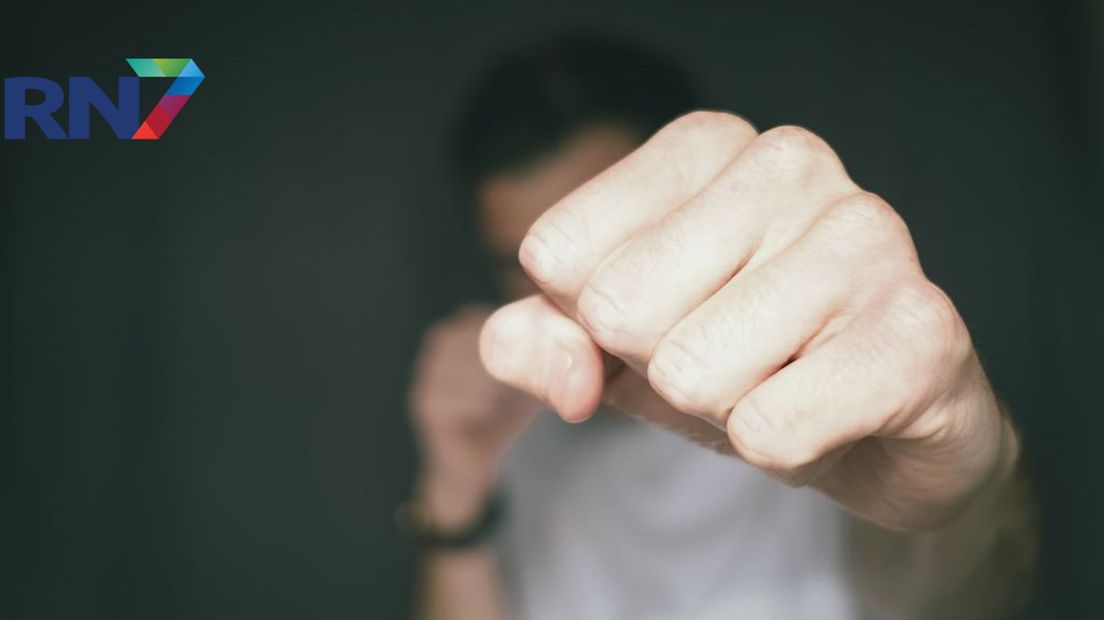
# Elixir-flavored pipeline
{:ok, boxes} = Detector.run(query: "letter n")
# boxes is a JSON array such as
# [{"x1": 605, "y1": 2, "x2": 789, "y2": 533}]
[{"x1": 68, "y1": 77, "x2": 139, "y2": 140}]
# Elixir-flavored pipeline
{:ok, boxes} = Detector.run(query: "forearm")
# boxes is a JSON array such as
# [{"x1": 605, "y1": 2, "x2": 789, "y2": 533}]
[
  {"x1": 412, "y1": 474, "x2": 510, "y2": 620},
  {"x1": 418, "y1": 547, "x2": 509, "y2": 620},
  {"x1": 847, "y1": 413, "x2": 1037, "y2": 619}
]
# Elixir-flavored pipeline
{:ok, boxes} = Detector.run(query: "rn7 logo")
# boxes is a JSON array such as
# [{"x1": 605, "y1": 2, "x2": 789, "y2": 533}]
[{"x1": 3, "y1": 58, "x2": 204, "y2": 140}]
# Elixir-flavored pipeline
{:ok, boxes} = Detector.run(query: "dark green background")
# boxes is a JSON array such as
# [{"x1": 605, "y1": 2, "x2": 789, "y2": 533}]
[{"x1": 3, "y1": 0, "x2": 1101, "y2": 617}]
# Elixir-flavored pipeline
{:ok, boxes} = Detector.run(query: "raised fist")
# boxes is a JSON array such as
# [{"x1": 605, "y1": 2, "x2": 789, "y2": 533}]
[{"x1": 480, "y1": 112, "x2": 1017, "y2": 531}]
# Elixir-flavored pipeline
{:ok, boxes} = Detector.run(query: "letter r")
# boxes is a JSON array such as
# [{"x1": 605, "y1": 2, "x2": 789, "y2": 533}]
[{"x1": 4, "y1": 77, "x2": 66, "y2": 139}]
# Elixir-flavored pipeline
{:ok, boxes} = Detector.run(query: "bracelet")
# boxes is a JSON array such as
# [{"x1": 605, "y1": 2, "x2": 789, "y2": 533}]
[{"x1": 394, "y1": 489, "x2": 504, "y2": 551}]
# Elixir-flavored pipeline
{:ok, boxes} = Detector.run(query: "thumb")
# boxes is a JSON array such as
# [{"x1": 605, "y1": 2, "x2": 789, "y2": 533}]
[{"x1": 480, "y1": 294, "x2": 603, "y2": 423}]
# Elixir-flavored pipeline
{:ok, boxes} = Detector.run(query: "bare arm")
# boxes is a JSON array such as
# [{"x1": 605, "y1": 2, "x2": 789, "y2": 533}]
[
  {"x1": 848, "y1": 410, "x2": 1037, "y2": 620},
  {"x1": 414, "y1": 476, "x2": 510, "y2": 620},
  {"x1": 406, "y1": 308, "x2": 533, "y2": 620},
  {"x1": 478, "y1": 112, "x2": 1043, "y2": 611},
  {"x1": 419, "y1": 548, "x2": 508, "y2": 620}
]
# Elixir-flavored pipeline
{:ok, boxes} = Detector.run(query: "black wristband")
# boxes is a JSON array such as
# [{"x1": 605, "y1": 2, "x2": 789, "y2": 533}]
[{"x1": 395, "y1": 490, "x2": 504, "y2": 551}]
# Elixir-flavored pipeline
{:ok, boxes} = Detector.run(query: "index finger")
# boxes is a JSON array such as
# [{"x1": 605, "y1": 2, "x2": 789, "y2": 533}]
[{"x1": 518, "y1": 111, "x2": 757, "y2": 314}]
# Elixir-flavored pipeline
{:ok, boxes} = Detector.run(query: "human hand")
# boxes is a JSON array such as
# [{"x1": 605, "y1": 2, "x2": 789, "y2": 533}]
[
  {"x1": 479, "y1": 112, "x2": 1017, "y2": 530},
  {"x1": 410, "y1": 306, "x2": 535, "y2": 529}
]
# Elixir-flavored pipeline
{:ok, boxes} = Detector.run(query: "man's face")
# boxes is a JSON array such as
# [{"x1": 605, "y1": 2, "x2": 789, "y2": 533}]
[{"x1": 476, "y1": 124, "x2": 641, "y2": 300}]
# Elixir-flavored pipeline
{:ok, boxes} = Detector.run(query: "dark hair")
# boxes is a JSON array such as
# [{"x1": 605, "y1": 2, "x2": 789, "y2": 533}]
[{"x1": 451, "y1": 31, "x2": 701, "y2": 192}]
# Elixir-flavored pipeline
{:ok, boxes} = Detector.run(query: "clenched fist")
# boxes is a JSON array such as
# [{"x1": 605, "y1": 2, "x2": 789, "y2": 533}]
[
  {"x1": 409, "y1": 306, "x2": 535, "y2": 529},
  {"x1": 479, "y1": 112, "x2": 1018, "y2": 531}
]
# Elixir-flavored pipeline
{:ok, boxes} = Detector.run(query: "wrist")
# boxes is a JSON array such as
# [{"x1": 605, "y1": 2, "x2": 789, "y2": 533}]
[
  {"x1": 415, "y1": 470, "x2": 497, "y2": 531},
  {"x1": 399, "y1": 473, "x2": 505, "y2": 552},
  {"x1": 946, "y1": 406, "x2": 1022, "y2": 529}
]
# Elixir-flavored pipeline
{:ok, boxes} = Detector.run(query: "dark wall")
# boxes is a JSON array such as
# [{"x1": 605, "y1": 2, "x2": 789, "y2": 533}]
[{"x1": 3, "y1": 0, "x2": 1101, "y2": 618}]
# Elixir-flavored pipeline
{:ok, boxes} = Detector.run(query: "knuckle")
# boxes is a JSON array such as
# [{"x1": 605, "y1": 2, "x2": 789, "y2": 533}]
[
  {"x1": 655, "y1": 111, "x2": 758, "y2": 186},
  {"x1": 888, "y1": 280, "x2": 969, "y2": 367},
  {"x1": 825, "y1": 192, "x2": 901, "y2": 235},
  {"x1": 577, "y1": 282, "x2": 645, "y2": 356},
  {"x1": 518, "y1": 209, "x2": 586, "y2": 290},
  {"x1": 663, "y1": 110, "x2": 756, "y2": 143},
  {"x1": 815, "y1": 192, "x2": 913, "y2": 260},
  {"x1": 576, "y1": 234, "x2": 683, "y2": 356},
  {"x1": 726, "y1": 395, "x2": 815, "y2": 473},
  {"x1": 849, "y1": 327, "x2": 915, "y2": 413},
  {"x1": 752, "y1": 125, "x2": 834, "y2": 177},
  {"x1": 648, "y1": 333, "x2": 721, "y2": 418},
  {"x1": 903, "y1": 282, "x2": 962, "y2": 344}
]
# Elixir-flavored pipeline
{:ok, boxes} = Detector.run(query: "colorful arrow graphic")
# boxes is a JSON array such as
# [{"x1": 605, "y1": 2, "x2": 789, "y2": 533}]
[{"x1": 125, "y1": 58, "x2": 204, "y2": 140}]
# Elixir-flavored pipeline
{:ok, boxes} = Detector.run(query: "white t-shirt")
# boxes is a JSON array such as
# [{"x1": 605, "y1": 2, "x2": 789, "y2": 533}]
[{"x1": 497, "y1": 409, "x2": 857, "y2": 620}]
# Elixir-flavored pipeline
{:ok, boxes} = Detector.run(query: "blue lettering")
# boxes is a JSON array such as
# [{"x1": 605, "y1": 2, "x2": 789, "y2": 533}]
[
  {"x1": 4, "y1": 77, "x2": 66, "y2": 139},
  {"x1": 68, "y1": 77, "x2": 139, "y2": 140}
]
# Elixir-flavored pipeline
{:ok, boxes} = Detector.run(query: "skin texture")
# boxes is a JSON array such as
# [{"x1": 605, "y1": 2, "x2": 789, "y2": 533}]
[
  {"x1": 409, "y1": 126, "x2": 642, "y2": 620},
  {"x1": 480, "y1": 111, "x2": 1018, "y2": 531},
  {"x1": 409, "y1": 126, "x2": 642, "y2": 524},
  {"x1": 477, "y1": 125, "x2": 646, "y2": 301},
  {"x1": 411, "y1": 116, "x2": 1034, "y2": 619}
]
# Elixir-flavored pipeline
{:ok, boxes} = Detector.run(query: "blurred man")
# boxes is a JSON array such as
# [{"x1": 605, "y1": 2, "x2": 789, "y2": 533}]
[{"x1": 402, "y1": 33, "x2": 1035, "y2": 619}]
